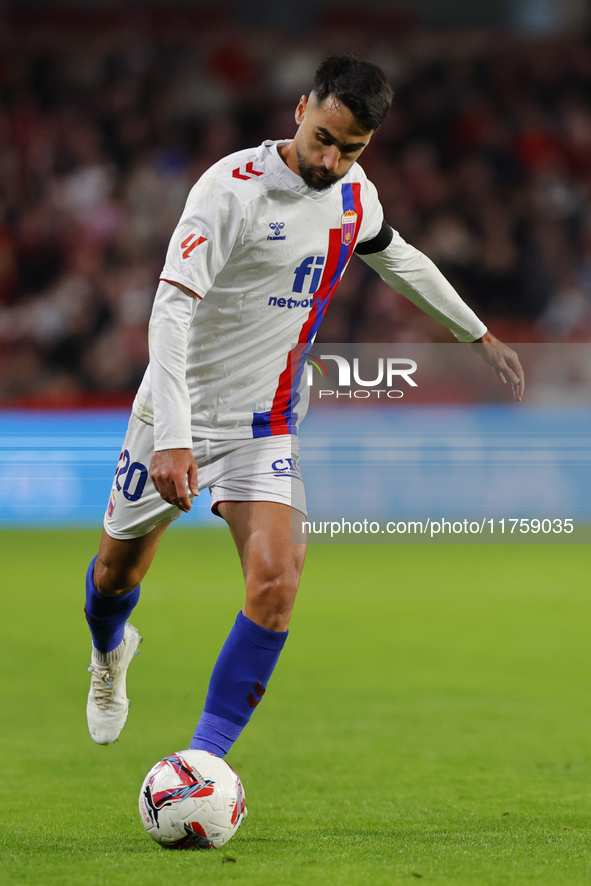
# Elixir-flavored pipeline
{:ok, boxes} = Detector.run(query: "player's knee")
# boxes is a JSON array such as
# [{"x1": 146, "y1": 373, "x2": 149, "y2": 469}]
[
  {"x1": 245, "y1": 568, "x2": 299, "y2": 631},
  {"x1": 94, "y1": 558, "x2": 142, "y2": 597}
]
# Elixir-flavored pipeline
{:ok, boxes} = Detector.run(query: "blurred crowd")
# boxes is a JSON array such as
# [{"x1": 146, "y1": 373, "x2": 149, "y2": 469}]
[{"x1": 1, "y1": 6, "x2": 591, "y2": 404}]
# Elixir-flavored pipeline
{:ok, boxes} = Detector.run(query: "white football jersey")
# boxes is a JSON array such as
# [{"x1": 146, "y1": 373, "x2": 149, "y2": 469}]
[
  {"x1": 132, "y1": 139, "x2": 486, "y2": 448},
  {"x1": 133, "y1": 140, "x2": 384, "y2": 445}
]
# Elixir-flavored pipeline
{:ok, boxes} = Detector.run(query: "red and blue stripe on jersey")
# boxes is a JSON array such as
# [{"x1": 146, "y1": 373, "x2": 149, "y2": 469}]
[{"x1": 252, "y1": 182, "x2": 363, "y2": 438}]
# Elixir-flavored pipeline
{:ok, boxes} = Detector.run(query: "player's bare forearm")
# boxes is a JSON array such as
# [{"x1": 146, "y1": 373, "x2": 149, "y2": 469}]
[
  {"x1": 470, "y1": 331, "x2": 525, "y2": 402},
  {"x1": 149, "y1": 448, "x2": 199, "y2": 512}
]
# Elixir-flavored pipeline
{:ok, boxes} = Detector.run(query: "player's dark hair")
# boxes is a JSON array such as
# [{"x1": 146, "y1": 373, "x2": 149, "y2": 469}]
[{"x1": 312, "y1": 55, "x2": 393, "y2": 131}]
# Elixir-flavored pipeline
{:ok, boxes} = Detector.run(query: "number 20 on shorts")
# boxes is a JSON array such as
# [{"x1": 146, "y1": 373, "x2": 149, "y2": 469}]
[{"x1": 115, "y1": 449, "x2": 148, "y2": 502}]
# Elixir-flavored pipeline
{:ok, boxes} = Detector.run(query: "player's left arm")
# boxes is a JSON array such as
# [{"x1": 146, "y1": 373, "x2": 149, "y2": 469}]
[{"x1": 356, "y1": 222, "x2": 524, "y2": 400}]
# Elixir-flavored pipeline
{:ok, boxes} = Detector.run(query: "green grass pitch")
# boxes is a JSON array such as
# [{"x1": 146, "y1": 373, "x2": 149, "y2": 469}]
[{"x1": 1, "y1": 528, "x2": 590, "y2": 885}]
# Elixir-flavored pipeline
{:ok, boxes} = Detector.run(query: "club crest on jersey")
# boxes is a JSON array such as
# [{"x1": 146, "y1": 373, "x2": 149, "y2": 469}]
[{"x1": 341, "y1": 210, "x2": 357, "y2": 246}]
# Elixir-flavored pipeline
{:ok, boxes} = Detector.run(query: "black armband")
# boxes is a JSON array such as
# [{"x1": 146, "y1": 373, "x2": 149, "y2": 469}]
[{"x1": 354, "y1": 221, "x2": 394, "y2": 255}]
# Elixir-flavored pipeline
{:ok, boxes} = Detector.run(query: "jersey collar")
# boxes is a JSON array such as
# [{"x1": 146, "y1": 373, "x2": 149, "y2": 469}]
[{"x1": 263, "y1": 140, "x2": 346, "y2": 199}]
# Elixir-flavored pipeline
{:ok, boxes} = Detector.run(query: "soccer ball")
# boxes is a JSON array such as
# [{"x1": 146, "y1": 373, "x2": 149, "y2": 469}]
[{"x1": 138, "y1": 750, "x2": 247, "y2": 849}]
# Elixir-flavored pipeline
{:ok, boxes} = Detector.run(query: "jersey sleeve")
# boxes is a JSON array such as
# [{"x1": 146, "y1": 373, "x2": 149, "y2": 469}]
[
  {"x1": 159, "y1": 175, "x2": 246, "y2": 299},
  {"x1": 149, "y1": 279, "x2": 199, "y2": 450},
  {"x1": 359, "y1": 228, "x2": 487, "y2": 342}
]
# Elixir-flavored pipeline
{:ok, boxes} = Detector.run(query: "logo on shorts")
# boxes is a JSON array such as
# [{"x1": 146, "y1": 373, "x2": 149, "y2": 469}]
[{"x1": 271, "y1": 456, "x2": 301, "y2": 478}]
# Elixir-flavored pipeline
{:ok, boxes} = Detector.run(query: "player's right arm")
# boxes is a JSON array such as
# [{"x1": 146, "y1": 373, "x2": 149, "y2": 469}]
[
  {"x1": 148, "y1": 279, "x2": 200, "y2": 512},
  {"x1": 149, "y1": 447, "x2": 198, "y2": 513},
  {"x1": 146, "y1": 167, "x2": 247, "y2": 510}
]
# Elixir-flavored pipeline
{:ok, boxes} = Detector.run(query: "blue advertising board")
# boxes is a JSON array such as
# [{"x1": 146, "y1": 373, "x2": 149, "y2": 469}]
[{"x1": 1, "y1": 405, "x2": 590, "y2": 531}]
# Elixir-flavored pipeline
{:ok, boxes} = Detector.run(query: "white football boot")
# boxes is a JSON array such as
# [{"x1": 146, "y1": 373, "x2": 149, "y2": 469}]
[{"x1": 86, "y1": 623, "x2": 142, "y2": 744}]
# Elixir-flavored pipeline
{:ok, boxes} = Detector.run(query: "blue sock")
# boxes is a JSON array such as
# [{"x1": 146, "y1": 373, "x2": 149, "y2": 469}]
[
  {"x1": 190, "y1": 611, "x2": 288, "y2": 757},
  {"x1": 84, "y1": 556, "x2": 140, "y2": 653}
]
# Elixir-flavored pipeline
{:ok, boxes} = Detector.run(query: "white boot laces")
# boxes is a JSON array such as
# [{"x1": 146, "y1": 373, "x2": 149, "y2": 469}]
[{"x1": 88, "y1": 663, "x2": 114, "y2": 708}]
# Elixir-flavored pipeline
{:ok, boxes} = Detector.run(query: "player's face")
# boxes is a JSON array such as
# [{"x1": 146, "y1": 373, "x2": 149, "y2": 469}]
[{"x1": 290, "y1": 94, "x2": 374, "y2": 191}]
